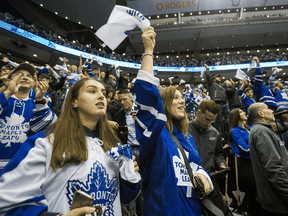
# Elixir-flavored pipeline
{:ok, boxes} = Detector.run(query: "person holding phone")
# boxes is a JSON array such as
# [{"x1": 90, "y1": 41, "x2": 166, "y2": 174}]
[
  {"x1": 134, "y1": 26, "x2": 213, "y2": 216},
  {"x1": 0, "y1": 78, "x2": 141, "y2": 216}
]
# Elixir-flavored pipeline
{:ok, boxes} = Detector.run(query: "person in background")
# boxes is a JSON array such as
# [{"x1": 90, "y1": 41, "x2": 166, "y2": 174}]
[
  {"x1": 0, "y1": 63, "x2": 57, "y2": 170},
  {"x1": 188, "y1": 99, "x2": 228, "y2": 216},
  {"x1": 203, "y1": 64, "x2": 229, "y2": 136},
  {"x1": 248, "y1": 103, "x2": 288, "y2": 216},
  {"x1": 135, "y1": 26, "x2": 213, "y2": 216},
  {"x1": 113, "y1": 89, "x2": 139, "y2": 154},
  {"x1": 227, "y1": 108, "x2": 260, "y2": 216},
  {"x1": 252, "y1": 56, "x2": 277, "y2": 111},
  {"x1": 224, "y1": 79, "x2": 242, "y2": 110},
  {"x1": 0, "y1": 78, "x2": 141, "y2": 216}
]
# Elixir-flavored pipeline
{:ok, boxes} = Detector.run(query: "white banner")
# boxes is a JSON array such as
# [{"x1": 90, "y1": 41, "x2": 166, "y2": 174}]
[
  {"x1": 235, "y1": 68, "x2": 250, "y2": 81},
  {"x1": 96, "y1": 5, "x2": 150, "y2": 51}
]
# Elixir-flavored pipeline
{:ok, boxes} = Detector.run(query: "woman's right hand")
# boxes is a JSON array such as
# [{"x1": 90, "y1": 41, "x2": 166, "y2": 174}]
[{"x1": 63, "y1": 206, "x2": 96, "y2": 216}]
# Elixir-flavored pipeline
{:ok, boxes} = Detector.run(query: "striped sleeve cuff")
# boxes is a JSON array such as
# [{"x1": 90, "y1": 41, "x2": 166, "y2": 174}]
[{"x1": 136, "y1": 70, "x2": 159, "y2": 87}]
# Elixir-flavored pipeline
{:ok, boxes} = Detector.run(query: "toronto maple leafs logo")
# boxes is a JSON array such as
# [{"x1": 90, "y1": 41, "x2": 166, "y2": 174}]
[
  {"x1": 0, "y1": 113, "x2": 29, "y2": 147},
  {"x1": 66, "y1": 161, "x2": 119, "y2": 216},
  {"x1": 173, "y1": 149, "x2": 198, "y2": 187},
  {"x1": 281, "y1": 92, "x2": 288, "y2": 101}
]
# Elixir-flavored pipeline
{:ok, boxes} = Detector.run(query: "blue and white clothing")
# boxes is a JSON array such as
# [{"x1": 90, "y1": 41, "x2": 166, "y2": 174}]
[
  {"x1": 134, "y1": 70, "x2": 213, "y2": 216},
  {"x1": 0, "y1": 92, "x2": 57, "y2": 170},
  {"x1": 0, "y1": 132, "x2": 141, "y2": 216},
  {"x1": 231, "y1": 126, "x2": 251, "y2": 159},
  {"x1": 125, "y1": 108, "x2": 140, "y2": 147},
  {"x1": 68, "y1": 71, "x2": 81, "y2": 84},
  {"x1": 268, "y1": 73, "x2": 288, "y2": 113},
  {"x1": 238, "y1": 87, "x2": 255, "y2": 113},
  {"x1": 87, "y1": 63, "x2": 100, "y2": 80},
  {"x1": 253, "y1": 63, "x2": 277, "y2": 108}
]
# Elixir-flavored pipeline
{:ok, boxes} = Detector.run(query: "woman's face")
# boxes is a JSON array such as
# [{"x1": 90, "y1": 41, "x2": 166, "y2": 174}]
[
  {"x1": 170, "y1": 90, "x2": 185, "y2": 120},
  {"x1": 239, "y1": 109, "x2": 247, "y2": 121},
  {"x1": 73, "y1": 80, "x2": 107, "y2": 121}
]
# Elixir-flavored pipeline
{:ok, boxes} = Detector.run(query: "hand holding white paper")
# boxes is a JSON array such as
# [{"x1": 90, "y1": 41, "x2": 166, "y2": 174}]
[
  {"x1": 54, "y1": 64, "x2": 67, "y2": 71},
  {"x1": 272, "y1": 67, "x2": 283, "y2": 73},
  {"x1": 247, "y1": 59, "x2": 256, "y2": 72},
  {"x1": 95, "y1": 5, "x2": 150, "y2": 51},
  {"x1": 235, "y1": 68, "x2": 250, "y2": 81},
  {"x1": 180, "y1": 79, "x2": 185, "y2": 84},
  {"x1": 200, "y1": 68, "x2": 206, "y2": 78},
  {"x1": 168, "y1": 77, "x2": 174, "y2": 82},
  {"x1": 95, "y1": 56, "x2": 103, "y2": 66},
  {"x1": 59, "y1": 57, "x2": 68, "y2": 62}
]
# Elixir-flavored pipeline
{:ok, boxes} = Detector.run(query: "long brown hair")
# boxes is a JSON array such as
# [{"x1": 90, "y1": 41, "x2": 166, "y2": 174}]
[
  {"x1": 159, "y1": 86, "x2": 188, "y2": 138},
  {"x1": 49, "y1": 78, "x2": 119, "y2": 171},
  {"x1": 227, "y1": 108, "x2": 249, "y2": 144}
]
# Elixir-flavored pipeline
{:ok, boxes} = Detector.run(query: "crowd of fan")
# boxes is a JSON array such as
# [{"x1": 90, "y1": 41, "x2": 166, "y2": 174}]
[
  {"x1": 1, "y1": 44, "x2": 288, "y2": 215},
  {"x1": 151, "y1": 12, "x2": 288, "y2": 26}
]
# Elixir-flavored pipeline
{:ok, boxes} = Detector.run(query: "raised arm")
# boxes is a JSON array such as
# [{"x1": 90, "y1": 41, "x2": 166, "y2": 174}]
[
  {"x1": 140, "y1": 26, "x2": 156, "y2": 76},
  {"x1": 268, "y1": 68, "x2": 277, "y2": 93},
  {"x1": 134, "y1": 27, "x2": 166, "y2": 159}
]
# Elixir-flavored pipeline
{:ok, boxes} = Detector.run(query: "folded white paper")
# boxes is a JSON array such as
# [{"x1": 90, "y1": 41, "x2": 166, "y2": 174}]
[{"x1": 96, "y1": 5, "x2": 150, "y2": 51}]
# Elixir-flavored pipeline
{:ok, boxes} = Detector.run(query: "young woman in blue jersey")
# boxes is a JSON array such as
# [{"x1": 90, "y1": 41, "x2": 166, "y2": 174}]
[
  {"x1": 0, "y1": 78, "x2": 141, "y2": 216},
  {"x1": 228, "y1": 108, "x2": 260, "y2": 216},
  {"x1": 134, "y1": 26, "x2": 213, "y2": 216}
]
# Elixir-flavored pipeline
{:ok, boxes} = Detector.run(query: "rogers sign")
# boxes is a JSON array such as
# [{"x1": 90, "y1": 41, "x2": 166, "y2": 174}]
[{"x1": 156, "y1": 1, "x2": 196, "y2": 11}]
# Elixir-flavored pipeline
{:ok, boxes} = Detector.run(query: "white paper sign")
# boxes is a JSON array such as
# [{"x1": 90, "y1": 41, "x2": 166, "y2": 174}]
[
  {"x1": 96, "y1": 5, "x2": 150, "y2": 51},
  {"x1": 235, "y1": 68, "x2": 250, "y2": 81}
]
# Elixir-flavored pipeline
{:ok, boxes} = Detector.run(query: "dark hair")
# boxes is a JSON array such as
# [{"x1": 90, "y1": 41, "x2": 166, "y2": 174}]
[
  {"x1": 159, "y1": 86, "x2": 188, "y2": 138},
  {"x1": 227, "y1": 108, "x2": 249, "y2": 144},
  {"x1": 48, "y1": 78, "x2": 119, "y2": 171},
  {"x1": 105, "y1": 85, "x2": 115, "y2": 97},
  {"x1": 198, "y1": 99, "x2": 219, "y2": 115},
  {"x1": 118, "y1": 88, "x2": 131, "y2": 95},
  {"x1": 244, "y1": 87, "x2": 253, "y2": 93}
]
